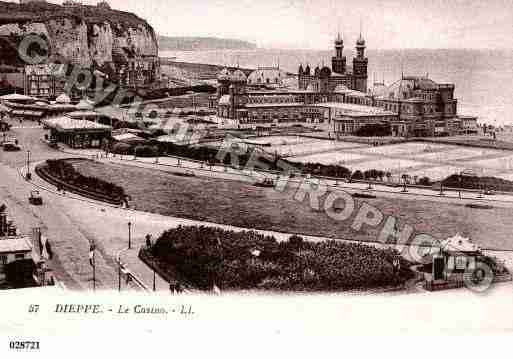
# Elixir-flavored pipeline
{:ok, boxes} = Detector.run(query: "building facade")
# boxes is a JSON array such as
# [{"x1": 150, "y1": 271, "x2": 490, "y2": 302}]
[
  {"x1": 298, "y1": 33, "x2": 368, "y2": 93},
  {"x1": 370, "y1": 77, "x2": 462, "y2": 137},
  {"x1": 212, "y1": 32, "x2": 476, "y2": 137},
  {"x1": 247, "y1": 66, "x2": 288, "y2": 88},
  {"x1": 24, "y1": 64, "x2": 67, "y2": 99}
]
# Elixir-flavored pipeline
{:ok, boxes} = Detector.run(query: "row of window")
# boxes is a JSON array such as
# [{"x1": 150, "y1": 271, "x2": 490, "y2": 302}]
[
  {"x1": 247, "y1": 96, "x2": 300, "y2": 104},
  {"x1": 248, "y1": 78, "x2": 281, "y2": 85}
]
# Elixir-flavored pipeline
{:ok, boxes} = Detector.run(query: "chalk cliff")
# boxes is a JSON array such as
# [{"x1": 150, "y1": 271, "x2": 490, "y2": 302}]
[{"x1": 0, "y1": 1, "x2": 158, "y2": 74}]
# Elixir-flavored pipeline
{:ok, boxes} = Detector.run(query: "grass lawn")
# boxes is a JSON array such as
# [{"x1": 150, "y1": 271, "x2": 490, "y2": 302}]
[{"x1": 71, "y1": 159, "x2": 513, "y2": 251}]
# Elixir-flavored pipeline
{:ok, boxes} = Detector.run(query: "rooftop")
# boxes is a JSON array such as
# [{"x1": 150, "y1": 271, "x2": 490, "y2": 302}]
[
  {"x1": 0, "y1": 237, "x2": 32, "y2": 253},
  {"x1": 43, "y1": 116, "x2": 111, "y2": 132},
  {"x1": 245, "y1": 102, "x2": 305, "y2": 108},
  {"x1": 440, "y1": 233, "x2": 480, "y2": 253},
  {"x1": 314, "y1": 102, "x2": 397, "y2": 117}
]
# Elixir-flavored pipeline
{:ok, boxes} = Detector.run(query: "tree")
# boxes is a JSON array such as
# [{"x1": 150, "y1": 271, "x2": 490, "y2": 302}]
[
  {"x1": 111, "y1": 142, "x2": 131, "y2": 155},
  {"x1": 288, "y1": 235, "x2": 304, "y2": 250},
  {"x1": 352, "y1": 170, "x2": 364, "y2": 180},
  {"x1": 418, "y1": 176, "x2": 431, "y2": 186}
]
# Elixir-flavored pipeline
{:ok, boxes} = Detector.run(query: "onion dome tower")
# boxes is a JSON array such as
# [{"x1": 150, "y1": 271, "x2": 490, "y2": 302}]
[
  {"x1": 353, "y1": 31, "x2": 368, "y2": 93},
  {"x1": 332, "y1": 32, "x2": 346, "y2": 74}
]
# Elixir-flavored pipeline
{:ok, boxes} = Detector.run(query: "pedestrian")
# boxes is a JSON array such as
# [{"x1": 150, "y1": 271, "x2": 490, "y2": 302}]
[
  {"x1": 169, "y1": 280, "x2": 176, "y2": 294},
  {"x1": 176, "y1": 282, "x2": 183, "y2": 294}
]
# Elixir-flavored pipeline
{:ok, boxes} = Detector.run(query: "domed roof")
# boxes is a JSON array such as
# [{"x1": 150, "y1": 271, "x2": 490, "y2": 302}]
[
  {"x1": 217, "y1": 68, "x2": 232, "y2": 81},
  {"x1": 319, "y1": 66, "x2": 332, "y2": 78},
  {"x1": 386, "y1": 77, "x2": 439, "y2": 100},
  {"x1": 334, "y1": 84, "x2": 350, "y2": 93},
  {"x1": 247, "y1": 67, "x2": 286, "y2": 86},
  {"x1": 56, "y1": 93, "x2": 71, "y2": 104},
  {"x1": 231, "y1": 69, "x2": 247, "y2": 82},
  {"x1": 369, "y1": 83, "x2": 387, "y2": 97}
]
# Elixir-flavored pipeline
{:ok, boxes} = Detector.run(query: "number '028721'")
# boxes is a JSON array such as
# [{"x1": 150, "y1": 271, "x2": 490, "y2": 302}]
[{"x1": 9, "y1": 341, "x2": 40, "y2": 350}]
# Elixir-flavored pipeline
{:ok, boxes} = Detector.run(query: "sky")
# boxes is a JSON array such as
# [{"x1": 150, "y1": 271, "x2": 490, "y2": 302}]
[{"x1": 41, "y1": 0, "x2": 513, "y2": 49}]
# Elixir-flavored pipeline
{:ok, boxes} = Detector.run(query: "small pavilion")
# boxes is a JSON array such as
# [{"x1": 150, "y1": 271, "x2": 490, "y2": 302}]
[{"x1": 43, "y1": 116, "x2": 112, "y2": 148}]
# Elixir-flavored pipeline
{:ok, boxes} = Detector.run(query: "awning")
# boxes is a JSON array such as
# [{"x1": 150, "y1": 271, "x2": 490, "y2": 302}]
[
  {"x1": 11, "y1": 110, "x2": 44, "y2": 117},
  {"x1": 67, "y1": 110, "x2": 99, "y2": 118},
  {"x1": 0, "y1": 93, "x2": 35, "y2": 102},
  {"x1": 43, "y1": 116, "x2": 111, "y2": 132}
]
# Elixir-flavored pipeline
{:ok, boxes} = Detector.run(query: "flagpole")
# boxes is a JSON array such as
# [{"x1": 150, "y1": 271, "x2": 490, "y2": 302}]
[
  {"x1": 90, "y1": 244, "x2": 96, "y2": 292},
  {"x1": 93, "y1": 250, "x2": 96, "y2": 292}
]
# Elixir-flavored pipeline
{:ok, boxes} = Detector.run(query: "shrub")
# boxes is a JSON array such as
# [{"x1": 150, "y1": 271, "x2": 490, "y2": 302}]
[
  {"x1": 44, "y1": 159, "x2": 125, "y2": 200},
  {"x1": 287, "y1": 234, "x2": 304, "y2": 251},
  {"x1": 354, "y1": 124, "x2": 391, "y2": 137},
  {"x1": 111, "y1": 142, "x2": 132, "y2": 155},
  {"x1": 134, "y1": 145, "x2": 159, "y2": 157},
  {"x1": 150, "y1": 225, "x2": 413, "y2": 291},
  {"x1": 352, "y1": 170, "x2": 364, "y2": 180},
  {"x1": 418, "y1": 176, "x2": 432, "y2": 186},
  {"x1": 442, "y1": 174, "x2": 513, "y2": 192}
]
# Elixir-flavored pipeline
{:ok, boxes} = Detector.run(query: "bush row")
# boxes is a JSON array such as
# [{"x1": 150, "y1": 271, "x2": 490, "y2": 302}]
[
  {"x1": 150, "y1": 225, "x2": 413, "y2": 291},
  {"x1": 108, "y1": 141, "x2": 434, "y2": 185},
  {"x1": 45, "y1": 159, "x2": 125, "y2": 200},
  {"x1": 442, "y1": 174, "x2": 513, "y2": 192}
]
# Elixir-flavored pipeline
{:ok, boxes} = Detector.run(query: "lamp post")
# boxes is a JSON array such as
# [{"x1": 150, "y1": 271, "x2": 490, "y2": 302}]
[
  {"x1": 153, "y1": 264, "x2": 156, "y2": 292},
  {"x1": 26, "y1": 150, "x2": 31, "y2": 180},
  {"x1": 128, "y1": 221, "x2": 132, "y2": 249},
  {"x1": 118, "y1": 258, "x2": 121, "y2": 292},
  {"x1": 458, "y1": 172, "x2": 462, "y2": 199}
]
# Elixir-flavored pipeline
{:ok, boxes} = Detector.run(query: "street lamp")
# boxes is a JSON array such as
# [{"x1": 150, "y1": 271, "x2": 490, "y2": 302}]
[
  {"x1": 128, "y1": 221, "x2": 132, "y2": 249},
  {"x1": 458, "y1": 171, "x2": 462, "y2": 199},
  {"x1": 26, "y1": 150, "x2": 31, "y2": 180},
  {"x1": 118, "y1": 257, "x2": 122, "y2": 292},
  {"x1": 153, "y1": 263, "x2": 156, "y2": 292}
]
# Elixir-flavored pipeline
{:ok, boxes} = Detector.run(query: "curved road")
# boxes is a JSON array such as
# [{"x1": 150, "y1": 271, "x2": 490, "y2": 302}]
[{"x1": 2, "y1": 120, "x2": 513, "y2": 292}]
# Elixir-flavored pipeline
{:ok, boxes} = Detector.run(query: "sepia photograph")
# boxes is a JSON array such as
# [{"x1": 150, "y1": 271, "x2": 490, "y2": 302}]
[{"x1": 0, "y1": 0, "x2": 512, "y2": 356}]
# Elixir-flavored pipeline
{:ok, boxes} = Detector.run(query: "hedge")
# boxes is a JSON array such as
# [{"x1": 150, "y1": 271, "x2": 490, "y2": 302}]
[
  {"x1": 149, "y1": 225, "x2": 413, "y2": 291},
  {"x1": 442, "y1": 174, "x2": 513, "y2": 192},
  {"x1": 44, "y1": 159, "x2": 125, "y2": 201}
]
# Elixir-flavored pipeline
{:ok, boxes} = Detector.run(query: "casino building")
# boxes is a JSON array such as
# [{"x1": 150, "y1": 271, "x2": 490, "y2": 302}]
[
  {"x1": 298, "y1": 33, "x2": 368, "y2": 93},
  {"x1": 212, "y1": 32, "x2": 477, "y2": 138}
]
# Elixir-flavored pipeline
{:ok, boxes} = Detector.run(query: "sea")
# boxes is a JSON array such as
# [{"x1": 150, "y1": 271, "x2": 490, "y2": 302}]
[{"x1": 161, "y1": 48, "x2": 513, "y2": 126}]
